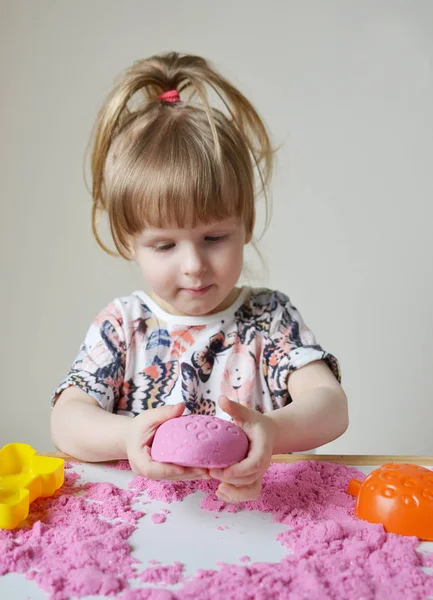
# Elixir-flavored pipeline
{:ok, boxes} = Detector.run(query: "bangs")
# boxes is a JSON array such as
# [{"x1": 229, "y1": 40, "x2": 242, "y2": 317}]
[{"x1": 107, "y1": 110, "x2": 254, "y2": 251}]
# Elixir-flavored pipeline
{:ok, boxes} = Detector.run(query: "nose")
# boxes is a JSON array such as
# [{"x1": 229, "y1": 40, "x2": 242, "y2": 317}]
[{"x1": 182, "y1": 244, "x2": 206, "y2": 277}]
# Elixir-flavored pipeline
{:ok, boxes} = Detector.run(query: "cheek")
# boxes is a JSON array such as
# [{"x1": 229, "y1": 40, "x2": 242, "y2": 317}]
[
  {"x1": 228, "y1": 245, "x2": 244, "y2": 272},
  {"x1": 136, "y1": 253, "x2": 173, "y2": 283},
  {"x1": 215, "y1": 242, "x2": 244, "y2": 267}
]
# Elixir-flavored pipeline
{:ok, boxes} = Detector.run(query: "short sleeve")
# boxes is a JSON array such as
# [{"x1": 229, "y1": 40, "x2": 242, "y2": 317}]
[
  {"x1": 51, "y1": 302, "x2": 127, "y2": 412},
  {"x1": 263, "y1": 292, "x2": 341, "y2": 406}
]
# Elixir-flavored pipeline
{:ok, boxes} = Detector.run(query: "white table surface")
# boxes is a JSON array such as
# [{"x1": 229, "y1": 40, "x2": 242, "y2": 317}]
[{"x1": 0, "y1": 462, "x2": 432, "y2": 599}]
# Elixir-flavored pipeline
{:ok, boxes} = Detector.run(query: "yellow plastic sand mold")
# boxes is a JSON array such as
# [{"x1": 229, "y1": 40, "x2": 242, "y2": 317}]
[{"x1": 0, "y1": 443, "x2": 64, "y2": 530}]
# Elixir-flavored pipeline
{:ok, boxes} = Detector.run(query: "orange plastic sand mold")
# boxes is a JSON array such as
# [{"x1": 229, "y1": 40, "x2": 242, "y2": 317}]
[
  {"x1": 0, "y1": 443, "x2": 64, "y2": 530},
  {"x1": 348, "y1": 463, "x2": 433, "y2": 540}
]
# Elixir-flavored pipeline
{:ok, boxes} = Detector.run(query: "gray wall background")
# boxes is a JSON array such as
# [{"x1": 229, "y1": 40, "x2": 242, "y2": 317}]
[{"x1": 1, "y1": 0, "x2": 432, "y2": 454}]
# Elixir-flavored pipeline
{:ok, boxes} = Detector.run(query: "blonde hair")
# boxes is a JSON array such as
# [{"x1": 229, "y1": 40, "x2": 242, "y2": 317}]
[{"x1": 87, "y1": 52, "x2": 274, "y2": 259}]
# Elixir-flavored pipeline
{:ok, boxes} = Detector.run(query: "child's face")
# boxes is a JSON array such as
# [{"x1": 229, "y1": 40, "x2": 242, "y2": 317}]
[{"x1": 131, "y1": 217, "x2": 247, "y2": 316}]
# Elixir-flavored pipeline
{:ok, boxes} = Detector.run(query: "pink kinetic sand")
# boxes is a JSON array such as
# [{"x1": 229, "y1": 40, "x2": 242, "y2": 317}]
[
  {"x1": 130, "y1": 461, "x2": 433, "y2": 599},
  {"x1": 151, "y1": 513, "x2": 167, "y2": 525},
  {"x1": 139, "y1": 561, "x2": 183, "y2": 584},
  {"x1": 151, "y1": 414, "x2": 249, "y2": 468},
  {"x1": 0, "y1": 460, "x2": 432, "y2": 599},
  {"x1": 105, "y1": 459, "x2": 132, "y2": 470},
  {"x1": 0, "y1": 468, "x2": 141, "y2": 599}
]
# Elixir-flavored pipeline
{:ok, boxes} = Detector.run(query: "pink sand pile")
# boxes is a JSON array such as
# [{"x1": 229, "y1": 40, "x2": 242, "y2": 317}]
[
  {"x1": 0, "y1": 466, "x2": 144, "y2": 599},
  {"x1": 121, "y1": 590, "x2": 176, "y2": 600},
  {"x1": 0, "y1": 460, "x2": 432, "y2": 600},
  {"x1": 105, "y1": 460, "x2": 132, "y2": 470},
  {"x1": 139, "y1": 562, "x2": 183, "y2": 585},
  {"x1": 130, "y1": 461, "x2": 433, "y2": 599}
]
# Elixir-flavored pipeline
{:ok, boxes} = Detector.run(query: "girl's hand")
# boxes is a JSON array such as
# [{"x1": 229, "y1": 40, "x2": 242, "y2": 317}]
[
  {"x1": 209, "y1": 395, "x2": 277, "y2": 502},
  {"x1": 125, "y1": 402, "x2": 210, "y2": 481}
]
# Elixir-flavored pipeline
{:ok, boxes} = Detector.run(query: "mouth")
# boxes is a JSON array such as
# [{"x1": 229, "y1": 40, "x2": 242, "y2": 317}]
[{"x1": 183, "y1": 284, "x2": 213, "y2": 296}]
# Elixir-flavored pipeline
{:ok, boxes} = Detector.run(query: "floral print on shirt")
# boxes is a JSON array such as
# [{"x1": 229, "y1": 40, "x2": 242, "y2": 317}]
[{"x1": 52, "y1": 288, "x2": 341, "y2": 419}]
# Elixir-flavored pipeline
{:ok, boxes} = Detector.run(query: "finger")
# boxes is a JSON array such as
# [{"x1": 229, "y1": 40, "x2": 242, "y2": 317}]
[
  {"x1": 144, "y1": 461, "x2": 189, "y2": 480},
  {"x1": 209, "y1": 462, "x2": 256, "y2": 482},
  {"x1": 146, "y1": 447, "x2": 210, "y2": 481},
  {"x1": 217, "y1": 478, "x2": 262, "y2": 503},
  {"x1": 147, "y1": 461, "x2": 210, "y2": 481},
  {"x1": 133, "y1": 445, "x2": 185, "y2": 480},
  {"x1": 225, "y1": 454, "x2": 264, "y2": 480},
  {"x1": 209, "y1": 468, "x2": 225, "y2": 480},
  {"x1": 173, "y1": 466, "x2": 211, "y2": 479},
  {"x1": 144, "y1": 461, "x2": 186, "y2": 481},
  {"x1": 209, "y1": 466, "x2": 259, "y2": 485},
  {"x1": 213, "y1": 430, "x2": 270, "y2": 481},
  {"x1": 166, "y1": 470, "x2": 210, "y2": 481},
  {"x1": 211, "y1": 472, "x2": 260, "y2": 486},
  {"x1": 218, "y1": 395, "x2": 253, "y2": 425}
]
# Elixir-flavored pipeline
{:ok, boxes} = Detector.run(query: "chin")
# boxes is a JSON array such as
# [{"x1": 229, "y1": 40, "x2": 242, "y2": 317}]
[
  {"x1": 192, "y1": 298, "x2": 222, "y2": 315},
  {"x1": 186, "y1": 304, "x2": 214, "y2": 316}
]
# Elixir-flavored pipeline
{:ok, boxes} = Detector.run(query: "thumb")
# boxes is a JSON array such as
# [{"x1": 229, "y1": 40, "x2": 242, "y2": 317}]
[
  {"x1": 146, "y1": 402, "x2": 185, "y2": 429},
  {"x1": 218, "y1": 395, "x2": 252, "y2": 424}
]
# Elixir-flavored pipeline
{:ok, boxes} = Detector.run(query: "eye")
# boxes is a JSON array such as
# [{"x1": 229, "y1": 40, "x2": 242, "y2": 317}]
[
  {"x1": 205, "y1": 235, "x2": 227, "y2": 243},
  {"x1": 154, "y1": 243, "x2": 175, "y2": 252}
]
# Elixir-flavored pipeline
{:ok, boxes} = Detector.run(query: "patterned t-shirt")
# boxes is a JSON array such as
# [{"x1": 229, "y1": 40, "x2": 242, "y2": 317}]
[{"x1": 51, "y1": 287, "x2": 340, "y2": 419}]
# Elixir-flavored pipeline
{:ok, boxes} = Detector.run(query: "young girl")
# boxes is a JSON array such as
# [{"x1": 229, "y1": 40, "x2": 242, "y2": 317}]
[{"x1": 51, "y1": 52, "x2": 348, "y2": 503}]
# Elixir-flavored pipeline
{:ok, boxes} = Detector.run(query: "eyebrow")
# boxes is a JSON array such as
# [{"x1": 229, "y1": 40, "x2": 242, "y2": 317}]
[
  {"x1": 140, "y1": 221, "x2": 239, "y2": 241},
  {"x1": 140, "y1": 233, "x2": 174, "y2": 242}
]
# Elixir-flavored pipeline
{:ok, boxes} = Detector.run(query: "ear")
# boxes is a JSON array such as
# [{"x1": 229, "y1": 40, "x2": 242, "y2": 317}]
[{"x1": 126, "y1": 237, "x2": 137, "y2": 260}]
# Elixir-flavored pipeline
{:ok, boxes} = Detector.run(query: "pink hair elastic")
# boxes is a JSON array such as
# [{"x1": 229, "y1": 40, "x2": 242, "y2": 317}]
[{"x1": 158, "y1": 90, "x2": 180, "y2": 103}]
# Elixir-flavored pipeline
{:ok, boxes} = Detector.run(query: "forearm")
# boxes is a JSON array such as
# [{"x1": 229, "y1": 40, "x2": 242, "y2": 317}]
[
  {"x1": 267, "y1": 385, "x2": 349, "y2": 453},
  {"x1": 51, "y1": 397, "x2": 131, "y2": 462}
]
